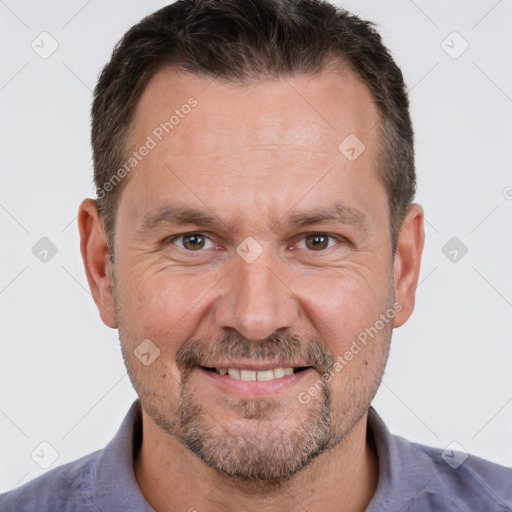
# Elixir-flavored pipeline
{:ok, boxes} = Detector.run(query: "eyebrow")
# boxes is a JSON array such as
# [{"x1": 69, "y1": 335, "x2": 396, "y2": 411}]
[
  {"x1": 136, "y1": 202, "x2": 368, "y2": 235},
  {"x1": 285, "y1": 203, "x2": 367, "y2": 230},
  {"x1": 137, "y1": 206, "x2": 237, "y2": 234}
]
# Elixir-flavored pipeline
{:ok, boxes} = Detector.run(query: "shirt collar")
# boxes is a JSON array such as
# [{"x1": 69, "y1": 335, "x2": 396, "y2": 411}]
[
  {"x1": 366, "y1": 405, "x2": 438, "y2": 511},
  {"x1": 92, "y1": 399, "x2": 153, "y2": 511}
]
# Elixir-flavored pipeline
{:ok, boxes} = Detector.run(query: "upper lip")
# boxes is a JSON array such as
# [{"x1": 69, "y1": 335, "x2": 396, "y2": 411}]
[{"x1": 200, "y1": 360, "x2": 311, "y2": 371}]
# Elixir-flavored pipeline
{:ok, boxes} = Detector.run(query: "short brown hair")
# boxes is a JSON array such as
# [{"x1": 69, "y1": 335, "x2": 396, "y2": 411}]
[{"x1": 91, "y1": 0, "x2": 415, "y2": 254}]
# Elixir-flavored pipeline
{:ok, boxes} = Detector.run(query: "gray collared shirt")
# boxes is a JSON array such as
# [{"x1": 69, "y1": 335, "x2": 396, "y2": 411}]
[{"x1": 1, "y1": 400, "x2": 511, "y2": 511}]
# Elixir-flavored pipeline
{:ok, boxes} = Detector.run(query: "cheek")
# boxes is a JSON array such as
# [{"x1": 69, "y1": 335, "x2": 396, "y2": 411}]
[
  {"x1": 119, "y1": 265, "x2": 187, "y2": 324},
  {"x1": 117, "y1": 266, "x2": 219, "y2": 356},
  {"x1": 297, "y1": 270, "x2": 391, "y2": 356}
]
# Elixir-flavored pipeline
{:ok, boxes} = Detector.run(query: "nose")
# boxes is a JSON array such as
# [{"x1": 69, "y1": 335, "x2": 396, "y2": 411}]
[{"x1": 213, "y1": 247, "x2": 299, "y2": 340}]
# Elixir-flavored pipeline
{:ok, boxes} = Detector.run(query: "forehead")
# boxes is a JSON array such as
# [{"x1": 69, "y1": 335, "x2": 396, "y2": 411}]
[
  {"x1": 131, "y1": 66, "x2": 379, "y2": 156},
  {"x1": 119, "y1": 66, "x2": 385, "y2": 228}
]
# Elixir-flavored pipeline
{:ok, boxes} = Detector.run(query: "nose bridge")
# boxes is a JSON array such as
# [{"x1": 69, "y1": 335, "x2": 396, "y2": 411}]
[{"x1": 214, "y1": 247, "x2": 298, "y2": 340}]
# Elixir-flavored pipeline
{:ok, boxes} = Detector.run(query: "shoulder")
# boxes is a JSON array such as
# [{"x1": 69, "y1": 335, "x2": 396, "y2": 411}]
[
  {"x1": 367, "y1": 407, "x2": 512, "y2": 511},
  {"x1": 0, "y1": 400, "x2": 149, "y2": 512},
  {"x1": 0, "y1": 449, "x2": 102, "y2": 512},
  {"x1": 401, "y1": 436, "x2": 512, "y2": 511}
]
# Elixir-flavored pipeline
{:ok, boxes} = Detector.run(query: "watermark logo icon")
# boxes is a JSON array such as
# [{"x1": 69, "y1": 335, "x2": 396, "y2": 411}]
[
  {"x1": 32, "y1": 237, "x2": 58, "y2": 263},
  {"x1": 31, "y1": 441, "x2": 59, "y2": 469},
  {"x1": 338, "y1": 134, "x2": 366, "y2": 162},
  {"x1": 442, "y1": 441, "x2": 469, "y2": 469},
  {"x1": 442, "y1": 237, "x2": 468, "y2": 263},
  {"x1": 441, "y1": 31, "x2": 469, "y2": 60},
  {"x1": 134, "y1": 339, "x2": 161, "y2": 366},
  {"x1": 31, "y1": 32, "x2": 59, "y2": 59},
  {"x1": 236, "y1": 237, "x2": 263, "y2": 264}
]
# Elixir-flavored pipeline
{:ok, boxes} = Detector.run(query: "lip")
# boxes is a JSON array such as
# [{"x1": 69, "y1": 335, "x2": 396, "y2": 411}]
[{"x1": 197, "y1": 366, "x2": 316, "y2": 398}]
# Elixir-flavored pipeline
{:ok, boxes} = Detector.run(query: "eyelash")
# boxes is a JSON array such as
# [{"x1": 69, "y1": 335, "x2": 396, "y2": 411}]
[{"x1": 165, "y1": 232, "x2": 346, "y2": 253}]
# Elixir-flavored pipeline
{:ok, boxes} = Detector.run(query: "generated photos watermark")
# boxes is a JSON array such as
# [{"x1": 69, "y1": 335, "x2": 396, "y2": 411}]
[
  {"x1": 95, "y1": 97, "x2": 198, "y2": 200},
  {"x1": 298, "y1": 301, "x2": 402, "y2": 404}
]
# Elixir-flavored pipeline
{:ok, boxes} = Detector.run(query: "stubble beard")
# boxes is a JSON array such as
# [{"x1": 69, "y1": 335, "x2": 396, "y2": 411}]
[{"x1": 156, "y1": 372, "x2": 336, "y2": 484}]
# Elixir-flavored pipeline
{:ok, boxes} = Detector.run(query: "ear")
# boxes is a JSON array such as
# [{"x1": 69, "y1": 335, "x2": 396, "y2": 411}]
[
  {"x1": 393, "y1": 203, "x2": 425, "y2": 328},
  {"x1": 78, "y1": 199, "x2": 117, "y2": 328}
]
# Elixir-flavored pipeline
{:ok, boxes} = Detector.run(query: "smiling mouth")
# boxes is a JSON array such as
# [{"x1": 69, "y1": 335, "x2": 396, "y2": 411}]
[{"x1": 200, "y1": 366, "x2": 311, "y2": 382}]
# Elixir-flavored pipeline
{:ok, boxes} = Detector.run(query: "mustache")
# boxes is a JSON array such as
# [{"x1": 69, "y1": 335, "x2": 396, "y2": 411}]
[{"x1": 176, "y1": 331, "x2": 334, "y2": 374}]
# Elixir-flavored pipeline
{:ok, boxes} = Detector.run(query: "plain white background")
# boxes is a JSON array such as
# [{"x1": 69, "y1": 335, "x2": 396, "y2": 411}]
[{"x1": 1, "y1": 0, "x2": 511, "y2": 492}]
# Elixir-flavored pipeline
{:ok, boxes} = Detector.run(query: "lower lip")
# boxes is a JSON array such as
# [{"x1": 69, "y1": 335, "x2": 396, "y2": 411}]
[{"x1": 198, "y1": 367, "x2": 315, "y2": 398}]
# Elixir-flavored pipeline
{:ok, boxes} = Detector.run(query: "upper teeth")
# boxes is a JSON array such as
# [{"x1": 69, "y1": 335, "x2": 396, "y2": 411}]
[{"x1": 217, "y1": 367, "x2": 294, "y2": 381}]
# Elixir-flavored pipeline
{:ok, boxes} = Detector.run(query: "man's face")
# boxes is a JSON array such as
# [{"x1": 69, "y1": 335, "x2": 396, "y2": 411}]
[{"x1": 109, "y1": 67, "x2": 400, "y2": 481}]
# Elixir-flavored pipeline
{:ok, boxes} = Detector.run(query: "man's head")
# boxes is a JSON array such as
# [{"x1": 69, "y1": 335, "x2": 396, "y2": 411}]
[{"x1": 79, "y1": 0, "x2": 424, "y2": 484}]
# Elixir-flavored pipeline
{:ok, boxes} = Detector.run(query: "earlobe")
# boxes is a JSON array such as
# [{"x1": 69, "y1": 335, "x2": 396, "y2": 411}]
[
  {"x1": 78, "y1": 199, "x2": 118, "y2": 329},
  {"x1": 393, "y1": 204, "x2": 425, "y2": 328}
]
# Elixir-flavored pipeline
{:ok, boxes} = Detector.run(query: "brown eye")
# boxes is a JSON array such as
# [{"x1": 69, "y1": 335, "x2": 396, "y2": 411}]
[
  {"x1": 304, "y1": 234, "x2": 331, "y2": 250},
  {"x1": 182, "y1": 234, "x2": 206, "y2": 250},
  {"x1": 169, "y1": 233, "x2": 215, "y2": 251}
]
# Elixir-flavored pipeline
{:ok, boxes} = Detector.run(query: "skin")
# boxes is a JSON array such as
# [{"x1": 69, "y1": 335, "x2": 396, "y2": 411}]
[{"x1": 79, "y1": 67, "x2": 424, "y2": 512}]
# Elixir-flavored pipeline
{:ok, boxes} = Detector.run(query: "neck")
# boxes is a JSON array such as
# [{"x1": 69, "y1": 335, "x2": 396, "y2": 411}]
[{"x1": 134, "y1": 409, "x2": 379, "y2": 512}]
